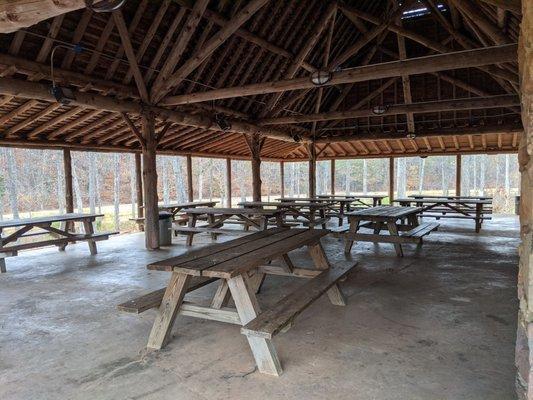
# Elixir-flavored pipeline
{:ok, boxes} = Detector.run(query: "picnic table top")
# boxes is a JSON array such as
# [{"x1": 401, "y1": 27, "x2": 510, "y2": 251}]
[
  {"x1": 346, "y1": 206, "x2": 421, "y2": 219},
  {"x1": 181, "y1": 207, "x2": 282, "y2": 215},
  {"x1": 395, "y1": 197, "x2": 492, "y2": 205},
  {"x1": 276, "y1": 197, "x2": 337, "y2": 203},
  {"x1": 158, "y1": 201, "x2": 217, "y2": 209},
  {"x1": 147, "y1": 227, "x2": 328, "y2": 279},
  {"x1": 238, "y1": 201, "x2": 329, "y2": 208},
  {"x1": 409, "y1": 195, "x2": 493, "y2": 201},
  {"x1": 318, "y1": 194, "x2": 386, "y2": 199},
  {"x1": 0, "y1": 213, "x2": 103, "y2": 229}
]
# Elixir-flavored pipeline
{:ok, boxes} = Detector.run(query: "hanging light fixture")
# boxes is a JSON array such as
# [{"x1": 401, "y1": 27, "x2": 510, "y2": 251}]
[
  {"x1": 85, "y1": 0, "x2": 127, "y2": 13},
  {"x1": 406, "y1": 132, "x2": 416, "y2": 139},
  {"x1": 310, "y1": 70, "x2": 332, "y2": 86},
  {"x1": 372, "y1": 105, "x2": 388, "y2": 115}
]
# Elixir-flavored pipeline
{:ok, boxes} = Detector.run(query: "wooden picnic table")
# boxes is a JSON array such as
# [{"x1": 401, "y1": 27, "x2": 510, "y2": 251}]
[
  {"x1": 0, "y1": 213, "x2": 117, "y2": 273},
  {"x1": 344, "y1": 206, "x2": 438, "y2": 257},
  {"x1": 318, "y1": 194, "x2": 386, "y2": 207},
  {"x1": 120, "y1": 228, "x2": 357, "y2": 376},
  {"x1": 395, "y1": 197, "x2": 492, "y2": 232},
  {"x1": 157, "y1": 201, "x2": 217, "y2": 218},
  {"x1": 275, "y1": 197, "x2": 353, "y2": 226},
  {"x1": 177, "y1": 207, "x2": 285, "y2": 245},
  {"x1": 242, "y1": 200, "x2": 330, "y2": 229},
  {"x1": 409, "y1": 195, "x2": 493, "y2": 201}
]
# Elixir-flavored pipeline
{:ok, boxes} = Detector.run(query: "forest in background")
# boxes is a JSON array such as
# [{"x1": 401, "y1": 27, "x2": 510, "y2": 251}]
[{"x1": 0, "y1": 148, "x2": 519, "y2": 232}]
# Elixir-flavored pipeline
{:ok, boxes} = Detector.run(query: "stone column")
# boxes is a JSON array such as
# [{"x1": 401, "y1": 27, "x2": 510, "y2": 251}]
[{"x1": 516, "y1": 2, "x2": 533, "y2": 398}]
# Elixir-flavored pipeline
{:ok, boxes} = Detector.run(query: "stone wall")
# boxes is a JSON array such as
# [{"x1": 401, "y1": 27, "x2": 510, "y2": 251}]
[{"x1": 517, "y1": 1, "x2": 533, "y2": 398}]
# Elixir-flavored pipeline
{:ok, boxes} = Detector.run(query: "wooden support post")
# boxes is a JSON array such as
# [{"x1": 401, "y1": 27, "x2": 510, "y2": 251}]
[
  {"x1": 63, "y1": 149, "x2": 74, "y2": 215},
  {"x1": 455, "y1": 154, "x2": 462, "y2": 196},
  {"x1": 135, "y1": 153, "x2": 144, "y2": 231},
  {"x1": 389, "y1": 157, "x2": 395, "y2": 204},
  {"x1": 280, "y1": 161, "x2": 285, "y2": 198},
  {"x1": 331, "y1": 159, "x2": 336, "y2": 195},
  {"x1": 515, "y1": 5, "x2": 532, "y2": 397},
  {"x1": 246, "y1": 133, "x2": 264, "y2": 202},
  {"x1": 142, "y1": 114, "x2": 159, "y2": 250},
  {"x1": 308, "y1": 143, "x2": 317, "y2": 198},
  {"x1": 63, "y1": 148, "x2": 74, "y2": 235},
  {"x1": 226, "y1": 158, "x2": 232, "y2": 207},
  {"x1": 186, "y1": 155, "x2": 193, "y2": 202}
]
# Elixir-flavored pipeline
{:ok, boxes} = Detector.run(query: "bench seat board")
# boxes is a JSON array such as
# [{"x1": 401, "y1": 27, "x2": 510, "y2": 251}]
[
  {"x1": 202, "y1": 229, "x2": 329, "y2": 279},
  {"x1": 241, "y1": 263, "x2": 358, "y2": 339},
  {"x1": 0, "y1": 232, "x2": 117, "y2": 254},
  {"x1": 117, "y1": 277, "x2": 218, "y2": 313},
  {"x1": 401, "y1": 222, "x2": 439, "y2": 238}
]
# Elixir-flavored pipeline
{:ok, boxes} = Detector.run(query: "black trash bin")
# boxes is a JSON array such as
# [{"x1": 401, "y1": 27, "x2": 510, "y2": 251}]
[
  {"x1": 158, "y1": 211, "x2": 173, "y2": 246},
  {"x1": 516, "y1": 195, "x2": 521, "y2": 215}
]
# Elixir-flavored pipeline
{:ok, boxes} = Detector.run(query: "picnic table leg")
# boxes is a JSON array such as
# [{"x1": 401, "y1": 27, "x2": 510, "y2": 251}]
[
  {"x1": 227, "y1": 275, "x2": 282, "y2": 376},
  {"x1": 308, "y1": 241, "x2": 345, "y2": 305},
  {"x1": 407, "y1": 213, "x2": 419, "y2": 228},
  {"x1": 338, "y1": 203, "x2": 345, "y2": 226},
  {"x1": 475, "y1": 203, "x2": 482, "y2": 233},
  {"x1": 344, "y1": 218, "x2": 360, "y2": 253},
  {"x1": 186, "y1": 215, "x2": 197, "y2": 246},
  {"x1": 211, "y1": 279, "x2": 231, "y2": 309},
  {"x1": 83, "y1": 220, "x2": 98, "y2": 255},
  {"x1": 147, "y1": 272, "x2": 191, "y2": 350},
  {"x1": 319, "y1": 208, "x2": 327, "y2": 229},
  {"x1": 387, "y1": 221, "x2": 403, "y2": 257},
  {"x1": 207, "y1": 215, "x2": 217, "y2": 241}
]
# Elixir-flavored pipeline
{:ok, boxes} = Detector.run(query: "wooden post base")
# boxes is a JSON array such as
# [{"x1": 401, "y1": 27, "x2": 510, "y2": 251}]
[{"x1": 0, "y1": 258, "x2": 6, "y2": 273}]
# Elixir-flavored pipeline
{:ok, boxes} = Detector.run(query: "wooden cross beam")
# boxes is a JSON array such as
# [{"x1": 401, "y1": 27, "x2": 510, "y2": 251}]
[{"x1": 160, "y1": 44, "x2": 518, "y2": 106}]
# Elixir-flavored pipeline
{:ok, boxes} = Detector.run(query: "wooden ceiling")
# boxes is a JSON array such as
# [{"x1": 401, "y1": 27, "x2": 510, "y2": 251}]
[{"x1": 0, "y1": 0, "x2": 523, "y2": 160}]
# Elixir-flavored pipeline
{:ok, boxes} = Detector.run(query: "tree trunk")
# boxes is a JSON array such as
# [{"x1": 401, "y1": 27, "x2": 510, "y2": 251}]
[
  {"x1": 441, "y1": 158, "x2": 448, "y2": 196},
  {"x1": 198, "y1": 159, "x2": 204, "y2": 201},
  {"x1": 480, "y1": 155, "x2": 486, "y2": 196},
  {"x1": 72, "y1": 163, "x2": 83, "y2": 214},
  {"x1": 345, "y1": 162, "x2": 351, "y2": 195},
  {"x1": 129, "y1": 154, "x2": 136, "y2": 218},
  {"x1": 505, "y1": 154, "x2": 510, "y2": 195},
  {"x1": 113, "y1": 153, "x2": 121, "y2": 232},
  {"x1": 5, "y1": 148, "x2": 20, "y2": 219},
  {"x1": 363, "y1": 159, "x2": 368, "y2": 194},
  {"x1": 162, "y1": 157, "x2": 170, "y2": 205},
  {"x1": 56, "y1": 154, "x2": 65, "y2": 213},
  {"x1": 418, "y1": 158, "x2": 425, "y2": 194},
  {"x1": 208, "y1": 159, "x2": 213, "y2": 201}
]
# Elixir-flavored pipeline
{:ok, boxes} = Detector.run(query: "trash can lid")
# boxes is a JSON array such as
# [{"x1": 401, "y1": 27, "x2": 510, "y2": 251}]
[{"x1": 159, "y1": 211, "x2": 173, "y2": 219}]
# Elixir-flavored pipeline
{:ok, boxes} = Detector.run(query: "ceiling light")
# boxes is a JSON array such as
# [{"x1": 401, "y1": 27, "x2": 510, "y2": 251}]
[
  {"x1": 310, "y1": 70, "x2": 331, "y2": 86},
  {"x1": 85, "y1": 0, "x2": 127, "y2": 12},
  {"x1": 372, "y1": 105, "x2": 388, "y2": 115},
  {"x1": 406, "y1": 132, "x2": 416, "y2": 139},
  {"x1": 214, "y1": 113, "x2": 231, "y2": 131}
]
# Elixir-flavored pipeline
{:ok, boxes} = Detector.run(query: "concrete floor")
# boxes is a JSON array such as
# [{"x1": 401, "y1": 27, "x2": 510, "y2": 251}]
[{"x1": 0, "y1": 216, "x2": 519, "y2": 400}]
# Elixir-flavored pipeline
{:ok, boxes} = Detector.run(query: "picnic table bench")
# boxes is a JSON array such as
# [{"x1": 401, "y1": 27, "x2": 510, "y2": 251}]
[
  {"x1": 395, "y1": 197, "x2": 492, "y2": 232},
  {"x1": 132, "y1": 201, "x2": 217, "y2": 230},
  {"x1": 118, "y1": 228, "x2": 357, "y2": 376},
  {"x1": 343, "y1": 206, "x2": 439, "y2": 257},
  {"x1": 244, "y1": 200, "x2": 330, "y2": 228},
  {"x1": 175, "y1": 207, "x2": 285, "y2": 245},
  {"x1": 0, "y1": 213, "x2": 117, "y2": 272},
  {"x1": 318, "y1": 194, "x2": 386, "y2": 207}
]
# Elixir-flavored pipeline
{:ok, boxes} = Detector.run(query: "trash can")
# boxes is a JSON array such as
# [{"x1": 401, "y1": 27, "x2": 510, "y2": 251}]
[
  {"x1": 515, "y1": 195, "x2": 521, "y2": 215},
  {"x1": 158, "y1": 211, "x2": 173, "y2": 246}
]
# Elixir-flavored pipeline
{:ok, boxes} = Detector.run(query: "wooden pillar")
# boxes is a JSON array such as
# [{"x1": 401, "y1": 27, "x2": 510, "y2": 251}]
[
  {"x1": 226, "y1": 158, "x2": 232, "y2": 207},
  {"x1": 308, "y1": 143, "x2": 317, "y2": 197},
  {"x1": 246, "y1": 133, "x2": 264, "y2": 202},
  {"x1": 280, "y1": 161, "x2": 285, "y2": 198},
  {"x1": 135, "y1": 153, "x2": 144, "y2": 225},
  {"x1": 63, "y1": 149, "x2": 74, "y2": 215},
  {"x1": 331, "y1": 159, "x2": 335, "y2": 195},
  {"x1": 455, "y1": 154, "x2": 462, "y2": 196},
  {"x1": 389, "y1": 157, "x2": 395, "y2": 204},
  {"x1": 516, "y1": 2, "x2": 533, "y2": 398},
  {"x1": 186, "y1": 155, "x2": 193, "y2": 202},
  {"x1": 141, "y1": 114, "x2": 159, "y2": 250}
]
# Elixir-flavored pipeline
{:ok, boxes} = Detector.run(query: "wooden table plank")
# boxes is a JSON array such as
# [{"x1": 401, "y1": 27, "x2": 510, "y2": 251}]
[{"x1": 0, "y1": 213, "x2": 103, "y2": 229}]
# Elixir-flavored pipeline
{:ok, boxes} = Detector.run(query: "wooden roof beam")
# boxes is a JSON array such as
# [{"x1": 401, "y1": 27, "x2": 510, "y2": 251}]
[
  {"x1": 259, "y1": 94, "x2": 520, "y2": 125},
  {"x1": 161, "y1": 44, "x2": 518, "y2": 106},
  {"x1": 0, "y1": 76, "x2": 298, "y2": 142},
  {"x1": 152, "y1": 0, "x2": 269, "y2": 104}
]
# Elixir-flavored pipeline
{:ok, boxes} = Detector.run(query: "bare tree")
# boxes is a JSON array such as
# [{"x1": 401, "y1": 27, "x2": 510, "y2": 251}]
[
  {"x1": 113, "y1": 153, "x2": 121, "y2": 231},
  {"x1": 55, "y1": 153, "x2": 65, "y2": 213},
  {"x1": 505, "y1": 154, "x2": 510, "y2": 195},
  {"x1": 129, "y1": 154, "x2": 136, "y2": 217},
  {"x1": 172, "y1": 158, "x2": 186, "y2": 202},
  {"x1": 4, "y1": 148, "x2": 20, "y2": 219},
  {"x1": 418, "y1": 157, "x2": 425, "y2": 194},
  {"x1": 162, "y1": 157, "x2": 170, "y2": 205},
  {"x1": 397, "y1": 158, "x2": 407, "y2": 198},
  {"x1": 440, "y1": 158, "x2": 448, "y2": 196},
  {"x1": 362, "y1": 160, "x2": 368, "y2": 194}
]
